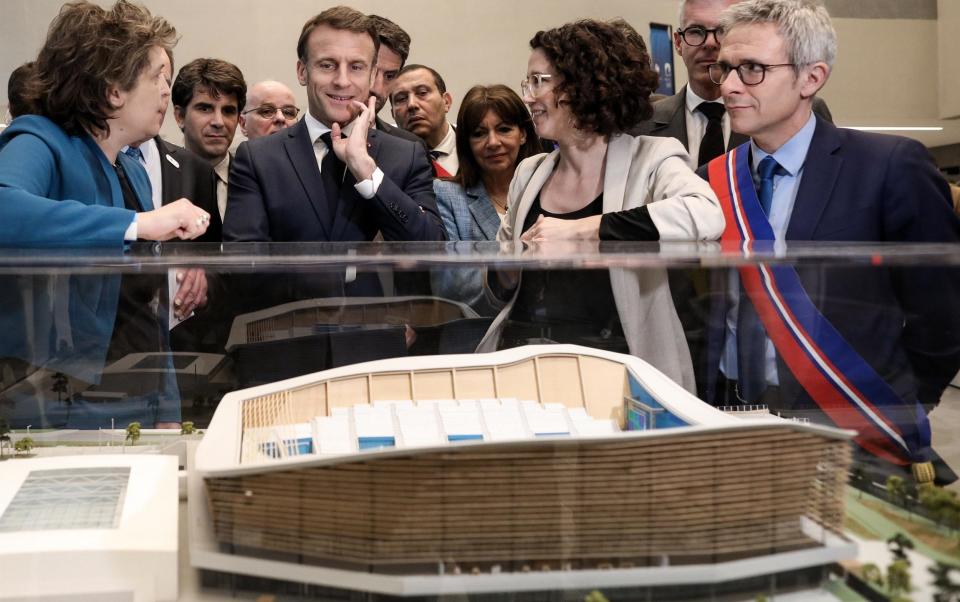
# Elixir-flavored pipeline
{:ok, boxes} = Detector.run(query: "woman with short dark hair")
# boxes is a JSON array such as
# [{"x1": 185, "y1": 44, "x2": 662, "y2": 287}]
[
  {"x1": 0, "y1": 0, "x2": 210, "y2": 246},
  {"x1": 478, "y1": 19, "x2": 724, "y2": 391}
]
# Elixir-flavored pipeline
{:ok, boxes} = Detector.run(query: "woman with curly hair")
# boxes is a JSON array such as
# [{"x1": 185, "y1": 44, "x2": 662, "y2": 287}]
[
  {"x1": 478, "y1": 19, "x2": 723, "y2": 391},
  {"x1": 0, "y1": 0, "x2": 210, "y2": 246}
]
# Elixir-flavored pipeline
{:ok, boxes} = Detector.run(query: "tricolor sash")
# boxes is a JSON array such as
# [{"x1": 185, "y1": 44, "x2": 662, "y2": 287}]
[{"x1": 707, "y1": 143, "x2": 931, "y2": 466}]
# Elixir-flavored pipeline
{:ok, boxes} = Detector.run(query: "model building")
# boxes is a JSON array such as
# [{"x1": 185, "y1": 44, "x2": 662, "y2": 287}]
[{"x1": 193, "y1": 345, "x2": 855, "y2": 597}]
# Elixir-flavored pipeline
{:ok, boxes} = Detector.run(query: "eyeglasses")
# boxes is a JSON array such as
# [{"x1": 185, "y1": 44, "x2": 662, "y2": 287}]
[
  {"x1": 242, "y1": 104, "x2": 300, "y2": 120},
  {"x1": 677, "y1": 25, "x2": 722, "y2": 47},
  {"x1": 708, "y1": 61, "x2": 797, "y2": 86},
  {"x1": 520, "y1": 73, "x2": 553, "y2": 98}
]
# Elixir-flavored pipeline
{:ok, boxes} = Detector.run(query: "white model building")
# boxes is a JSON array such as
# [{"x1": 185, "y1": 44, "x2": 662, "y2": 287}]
[
  {"x1": 0, "y1": 455, "x2": 178, "y2": 602},
  {"x1": 193, "y1": 345, "x2": 856, "y2": 598}
]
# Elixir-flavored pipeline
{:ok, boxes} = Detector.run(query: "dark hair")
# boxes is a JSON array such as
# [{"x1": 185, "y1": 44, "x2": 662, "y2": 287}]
[
  {"x1": 7, "y1": 62, "x2": 36, "y2": 119},
  {"x1": 368, "y1": 15, "x2": 410, "y2": 65},
  {"x1": 453, "y1": 85, "x2": 542, "y2": 189},
  {"x1": 395, "y1": 64, "x2": 447, "y2": 94},
  {"x1": 25, "y1": 0, "x2": 177, "y2": 137},
  {"x1": 529, "y1": 19, "x2": 659, "y2": 136},
  {"x1": 297, "y1": 6, "x2": 379, "y2": 63},
  {"x1": 172, "y1": 58, "x2": 247, "y2": 114}
]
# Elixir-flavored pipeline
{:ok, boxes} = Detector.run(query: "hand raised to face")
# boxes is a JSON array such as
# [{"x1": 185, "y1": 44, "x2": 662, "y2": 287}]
[{"x1": 330, "y1": 96, "x2": 378, "y2": 182}]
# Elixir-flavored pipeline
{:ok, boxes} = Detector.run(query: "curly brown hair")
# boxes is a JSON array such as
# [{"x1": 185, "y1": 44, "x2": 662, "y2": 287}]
[
  {"x1": 453, "y1": 85, "x2": 542, "y2": 189},
  {"x1": 529, "y1": 19, "x2": 659, "y2": 136},
  {"x1": 27, "y1": 0, "x2": 177, "y2": 138}
]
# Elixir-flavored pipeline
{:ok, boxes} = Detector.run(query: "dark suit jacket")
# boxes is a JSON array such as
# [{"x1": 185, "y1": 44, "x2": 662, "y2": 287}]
[
  {"x1": 223, "y1": 119, "x2": 444, "y2": 243},
  {"x1": 629, "y1": 85, "x2": 833, "y2": 151},
  {"x1": 702, "y1": 118, "x2": 960, "y2": 422},
  {"x1": 154, "y1": 136, "x2": 222, "y2": 242},
  {"x1": 376, "y1": 117, "x2": 427, "y2": 148}
]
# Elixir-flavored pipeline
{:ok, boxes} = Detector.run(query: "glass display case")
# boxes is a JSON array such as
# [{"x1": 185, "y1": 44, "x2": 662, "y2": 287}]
[{"x1": 0, "y1": 240, "x2": 958, "y2": 602}]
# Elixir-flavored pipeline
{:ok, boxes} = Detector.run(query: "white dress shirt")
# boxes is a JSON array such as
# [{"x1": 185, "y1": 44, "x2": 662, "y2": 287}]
[
  {"x1": 303, "y1": 112, "x2": 383, "y2": 198},
  {"x1": 431, "y1": 123, "x2": 458, "y2": 175},
  {"x1": 683, "y1": 86, "x2": 732, "y2": 169},
  {"x1": 213, "y1": 154, "x2": 230, "y2": 221}
]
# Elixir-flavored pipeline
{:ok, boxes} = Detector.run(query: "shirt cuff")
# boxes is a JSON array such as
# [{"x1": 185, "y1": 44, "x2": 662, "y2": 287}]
[
  {"x1": 354, "y1": 167, "x2": 384, "y2": 199},
  {"x1": 124, "y1": 215, "x2": 138, "y2": 241}
]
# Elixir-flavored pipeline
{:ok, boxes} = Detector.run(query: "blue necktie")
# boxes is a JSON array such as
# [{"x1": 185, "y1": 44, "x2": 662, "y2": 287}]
[
  {"x1": 736, "y1": 155, "x2": 784, "y2": 402},
  {"x1": 757, "y1": 155, "x2": 783, "y2": 216},
  {"x1": 124, "y1": 146, "x2": 144, "y2": 164}
]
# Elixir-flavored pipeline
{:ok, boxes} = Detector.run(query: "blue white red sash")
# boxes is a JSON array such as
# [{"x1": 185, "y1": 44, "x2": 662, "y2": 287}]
[{"x1": 707, "y1": 143, "x2": 931, "y2": 466}]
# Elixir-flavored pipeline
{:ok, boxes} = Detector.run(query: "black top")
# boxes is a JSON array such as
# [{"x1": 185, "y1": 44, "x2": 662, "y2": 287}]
[{"x1": 504, "y1": 194, "x2": 626, "y2": 351}]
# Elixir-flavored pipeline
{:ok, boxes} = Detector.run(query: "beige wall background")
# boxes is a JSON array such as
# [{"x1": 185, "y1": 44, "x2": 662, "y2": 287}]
[{"x1": 2, "y1": 0, "x2": 957, "y2": 147}]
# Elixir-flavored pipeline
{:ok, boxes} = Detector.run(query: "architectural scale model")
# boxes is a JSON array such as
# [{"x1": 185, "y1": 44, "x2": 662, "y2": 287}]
[
  {"x1": 192, "y1": 345, "x2": 856, "y2": 597},
  {"x1": 0, "y1": 454, "x2": 178, "y2": 602}
]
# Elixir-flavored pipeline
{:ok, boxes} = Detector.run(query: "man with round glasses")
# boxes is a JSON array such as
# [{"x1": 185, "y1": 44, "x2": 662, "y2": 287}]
[
  {"x1": 239, "y1": 80, "x2": 300, "y2": 141},
  {"x1": 633, "y1": 0, "x2": 830, "y2": 168}
]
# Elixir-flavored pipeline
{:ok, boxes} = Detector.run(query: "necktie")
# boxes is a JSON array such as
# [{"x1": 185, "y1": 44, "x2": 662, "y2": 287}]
[
  {"x1": 319, "y1": 132, "x2": 346, "y2": 220},
  {"x1": 429, "y1": 150, "x2": 442, "y2": 161},
  {"x1": 735, "y1": 155, "x2": 785, "y2": 403},
  {"x1": 757, "y1": 155, "x2": 784, "y2": 216},
  {"x1": 696, "y1": 102, "x2": 725, "y2": 166},
  {"x1": 124, "y1": 146, "x2": 144, "y2": 164}
]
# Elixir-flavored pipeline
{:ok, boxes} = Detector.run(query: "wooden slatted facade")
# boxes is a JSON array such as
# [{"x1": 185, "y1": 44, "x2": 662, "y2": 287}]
[{"x1": 206, "y1": 426, "x2": 850, "y2": 569}]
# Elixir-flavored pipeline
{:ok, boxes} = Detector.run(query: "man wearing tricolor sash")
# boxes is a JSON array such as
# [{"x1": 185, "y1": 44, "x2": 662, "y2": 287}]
[{"x1": 701, "y1": 0, "x2": 960, "y2": 485}]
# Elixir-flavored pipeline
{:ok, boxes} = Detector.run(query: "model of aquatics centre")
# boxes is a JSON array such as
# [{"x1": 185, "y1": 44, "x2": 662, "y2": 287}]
[{"x1": 192, "y1": 345, "x2": 856, "y2": 596}]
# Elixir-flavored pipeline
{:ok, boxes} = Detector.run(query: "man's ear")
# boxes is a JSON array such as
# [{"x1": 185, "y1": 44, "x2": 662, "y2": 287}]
[
  {"x1": 800, "y1": 62, "x2": 830, "y2": 99},
  {"x1": 296, "y1": 59, "x2": 308, "y2": 87},
  {"x1": 173, "y1": 106, "x2": 185, "y2": 130},
  {"x1": 442, "y1": 91, "x2": 453, "y2": 113},
  {"x1": 673, "y1": 30, "x2": 683, "y2": 54}
]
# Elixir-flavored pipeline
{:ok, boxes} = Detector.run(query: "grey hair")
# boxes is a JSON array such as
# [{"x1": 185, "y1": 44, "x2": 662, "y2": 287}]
[{"x1": 719, "y1": 0, "x2": 837, "y2": 67}]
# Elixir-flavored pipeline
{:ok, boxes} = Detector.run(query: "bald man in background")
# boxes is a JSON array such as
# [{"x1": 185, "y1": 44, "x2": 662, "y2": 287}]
[{"x1": 239, "y1": 80, "x2": 301, "y2": 141}]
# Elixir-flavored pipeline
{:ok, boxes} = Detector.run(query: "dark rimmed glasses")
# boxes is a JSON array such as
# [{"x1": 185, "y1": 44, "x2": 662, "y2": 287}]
[
  {"x1": 242, "y1": 104, "x2": 300, "y2": 120},
  {"x1": 708, "y1": 61, "x2": 797, "y2": 86},
  {"x1": 677, "y1": 25, "x2": 722, "y2": 47}
]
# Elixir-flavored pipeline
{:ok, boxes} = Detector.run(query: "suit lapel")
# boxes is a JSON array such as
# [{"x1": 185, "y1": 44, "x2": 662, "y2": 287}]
[
  {"x1": 328, "y1": 129, "x2": 369, "y2": 241},
  {"x1": 512, "y1": 152, "x2": 559, "y2": 241},
  {"x1": 284, "y1": 119, "x2": 332, "y2": 239},
  {"x1": 785, "y1": 117, "x2": 843, "y2": 240},
  {"x1": 465, "y1": 183, "x2": 501, "y2": 240},
  {"x1": 650, "y1": 88, "x2": 689, "y2": 150},
  {"x1": 603, "y1": 134, "x2": 631, "y2": 212},
  {"x1": 154, "y1": 136, "x2": 181, "y2": 205}
]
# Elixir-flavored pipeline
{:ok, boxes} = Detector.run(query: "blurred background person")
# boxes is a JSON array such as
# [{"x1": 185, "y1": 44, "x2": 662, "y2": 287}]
[
  {"x1": 239, "y1": 80, "x2": 299, "y2": 141},
  {"x1": 477, "y1": 19, "x2": 722, "y2": 392}
]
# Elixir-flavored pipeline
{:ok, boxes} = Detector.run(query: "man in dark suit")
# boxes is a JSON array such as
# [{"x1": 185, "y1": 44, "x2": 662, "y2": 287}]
[
  {"x1": 630, "y1": 0, "x2": 830, "y2": 167},
  {"x1": 701, "y1": 0, "x2": 960, "y2": 485},
  {"x1": 367, "y1": 14, "x2": 424, "y2": 147},
  {"x1": 223, "y1": 6, "x2": 443, "y2": 244}
]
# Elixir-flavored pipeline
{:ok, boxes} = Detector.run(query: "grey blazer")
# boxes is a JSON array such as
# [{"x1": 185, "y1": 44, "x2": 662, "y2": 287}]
[{"x1": 431, "y1": 179, "x2": 502, "y2": 312}]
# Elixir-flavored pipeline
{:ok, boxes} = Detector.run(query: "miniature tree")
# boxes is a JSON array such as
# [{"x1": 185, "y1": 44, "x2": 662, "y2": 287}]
[
  {"x1": 930, "y1": 561, "x2": 960, "y2": 602},
  {"x1": 181, "y1": 421, "x2": 197, "y2": 435},
  {"x1": 887, "y1": 532, "x2": 914, "y2": 565},
  {"x1": 14, "y1": 437, "x2": 34, "y2": 454},
  {"x1": 861, "y1": 562, "x2": 884, "y2": 588},
  {"x1": 584, "y1": 591, "x2": 610, "y2": 602},
  {"x1": 886, "y1": 559, "x2": 912, "y2": 598},
  {"x1": 51, "y1": 372, "x2": 68, "y2": 403},
  {"x1": 125, "y1": 421, "x2": 141, "y2": 446},
  {"x1": 886, "y1": 475, "x2": 908, "y2": 508}
]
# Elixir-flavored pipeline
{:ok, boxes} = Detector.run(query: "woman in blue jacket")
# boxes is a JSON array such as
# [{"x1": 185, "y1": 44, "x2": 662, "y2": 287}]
[{"x1": 0, "y1": 0, "x2": 210, "y2": 247}]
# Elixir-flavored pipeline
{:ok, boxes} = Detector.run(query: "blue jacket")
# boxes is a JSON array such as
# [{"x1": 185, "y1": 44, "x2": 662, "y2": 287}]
[{"x1": 0, "y1": 115, "x2": 148, "y2": 247}]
